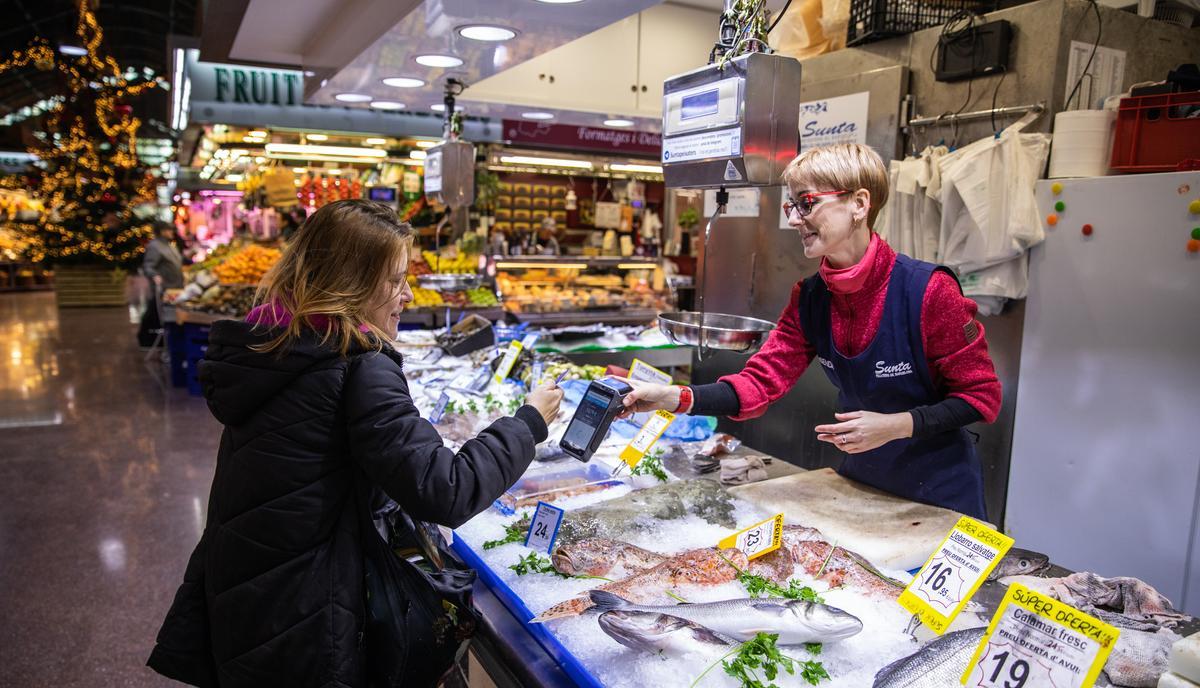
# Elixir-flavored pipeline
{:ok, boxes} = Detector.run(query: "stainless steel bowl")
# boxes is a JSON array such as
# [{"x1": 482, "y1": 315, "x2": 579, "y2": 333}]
[
  {"x1": 417, "y1": 274, "x2": 482, "y2": 291},
  {"x1": 657, "y1": 311, "x2": 775, "y2": 353}
]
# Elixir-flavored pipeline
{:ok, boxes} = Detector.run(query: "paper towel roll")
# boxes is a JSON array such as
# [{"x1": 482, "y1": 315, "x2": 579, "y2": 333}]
[{"x1": 1049, "y1": 109, "x2": 1116, "y2": 179}]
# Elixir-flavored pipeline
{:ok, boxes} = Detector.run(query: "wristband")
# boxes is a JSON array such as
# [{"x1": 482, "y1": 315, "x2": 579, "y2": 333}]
[{"x1": 674, "y1": 385, "x2": 693, "y2": 414}]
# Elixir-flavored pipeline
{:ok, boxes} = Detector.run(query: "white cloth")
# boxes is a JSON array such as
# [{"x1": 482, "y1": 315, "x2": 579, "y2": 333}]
[{"x1": 877, "y1": 146, "x2": 947, "y2": 264}]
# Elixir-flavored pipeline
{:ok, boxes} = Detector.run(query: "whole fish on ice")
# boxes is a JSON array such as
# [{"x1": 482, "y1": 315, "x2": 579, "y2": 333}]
[
  {"x1": 520, "y1": 479, "x2": 737, "y2": 547},
  {"x1": 551, "y1": 538, "x2": 667, "y2": 577},
  {"x1": 597, "y1": 610, "x2": 731, "y2": 656},
  {"x1": 532, "y1": 547, "x2": 749, "y2": 622},
  {"x1": 986, "y1": 547, "x2": 1051, "y2": 581},
  {"x1": 873, "y1": 627, "x2": 986, "y2": 687},
  {"x1": 589, "y1": 590, "x2": 864, "y2": 645},
  {"x1": 780, "y1": 526, "x2": 907, "y2": 601}
]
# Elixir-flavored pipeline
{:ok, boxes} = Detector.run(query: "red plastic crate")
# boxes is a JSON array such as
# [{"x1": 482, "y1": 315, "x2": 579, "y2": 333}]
[{"x1": 1110, "y1": 91, "x2": 1200, "y2": 173}]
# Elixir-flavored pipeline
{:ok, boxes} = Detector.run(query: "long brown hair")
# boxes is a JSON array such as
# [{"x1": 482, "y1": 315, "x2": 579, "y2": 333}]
[{"x1": 254, "y1": 199, "x2": 413, "y2": 355}]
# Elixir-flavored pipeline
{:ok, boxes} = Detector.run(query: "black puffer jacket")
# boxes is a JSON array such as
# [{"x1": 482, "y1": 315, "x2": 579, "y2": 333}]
[{"x1": 147, "y1": 320, "x2": 546, "y2": 687}]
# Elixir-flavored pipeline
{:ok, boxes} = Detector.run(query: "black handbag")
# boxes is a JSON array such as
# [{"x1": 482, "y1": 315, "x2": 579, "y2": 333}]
[{"x1": 355, "y1": 474, "x2": 479, "y2": 688}]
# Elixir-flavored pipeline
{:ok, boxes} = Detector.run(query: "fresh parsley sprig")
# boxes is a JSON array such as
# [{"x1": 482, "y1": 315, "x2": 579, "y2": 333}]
[
  {"x1": 689, "y1": 632, "x2": 829, "y2": 688},
  {"x1": 508, "y1": 552, "x2": 571, "y2": 578},
  {"x1": 630, "y1": 450, "x2": 669, "y2": 482},
  {"x1": 482, "y1": 520, "x2": 525, "y2": 550},
  {"x1": 735, "y1": 569, "x2": 825, "y2": 604}
]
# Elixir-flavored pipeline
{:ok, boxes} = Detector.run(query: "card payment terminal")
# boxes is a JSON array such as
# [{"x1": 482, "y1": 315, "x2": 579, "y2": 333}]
[{"x1": 560, "y1": 378, "x2": 633, "y2": 462}]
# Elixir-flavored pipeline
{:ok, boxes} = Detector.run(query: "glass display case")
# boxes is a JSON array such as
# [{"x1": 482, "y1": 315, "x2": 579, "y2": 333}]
[{"x1": 490, "y1": 255, "x2": 671, "y2": 326}]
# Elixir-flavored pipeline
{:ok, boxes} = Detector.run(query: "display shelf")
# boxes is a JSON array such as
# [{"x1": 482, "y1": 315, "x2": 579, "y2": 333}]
[{"x1": 509, "y1": 308, "x2": 660, "y2": 327}]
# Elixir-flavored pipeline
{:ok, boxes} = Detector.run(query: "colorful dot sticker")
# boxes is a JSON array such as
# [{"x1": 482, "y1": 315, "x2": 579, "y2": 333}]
[
  {"x1": 1190, "y1": 200, "x2": 1200, "y2": 215},
  {"x1": 1082, "y1": 224, "x2": 1094, "y2": 236},
  {"x1": 1192, "y1": 227, "x2": 1200, "y2": 241},
  {"x1": 1047, "y1": 214, "x2": 1058, "y2": 226},
  {"x1": 1189, "y1": 239, "x2": 1200, "y2": 254},
  {"x1": 1051, "y1": 183, "x2": 1063, "y2": 195},
  {"x1": 1055, "y1": 201, "x2": 1066, "y2": 212}
]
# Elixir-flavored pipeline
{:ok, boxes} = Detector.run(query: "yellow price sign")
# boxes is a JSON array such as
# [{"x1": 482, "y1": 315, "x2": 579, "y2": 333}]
[
  {"x1": 493, "y1": 340, "x2": 523, "y2": 385},
  {"x1": 900, "y1": 516, "x2": 1014, "y2": 635},
  {"x1": 961, "y1": 582, "x2": 1119, "y2": 688},
  {"x1": 619, "y1": 409, "x2": 675, "y2": 468},
  {"x1": 718, "y1": 513, "x2": 784, "y2": 560}
]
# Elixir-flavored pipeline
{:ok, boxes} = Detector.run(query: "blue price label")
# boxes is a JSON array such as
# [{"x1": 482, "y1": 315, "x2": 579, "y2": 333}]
[
  {"x1": 430, "y1": 392, "x2": 450, "y2": 424},
  {"x1": 524, "y1": 501, "x2": 565, "y2": 554}
]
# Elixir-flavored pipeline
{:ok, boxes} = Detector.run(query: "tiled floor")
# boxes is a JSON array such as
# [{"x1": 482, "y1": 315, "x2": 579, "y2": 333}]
[{"x1": 0, "y1": 292, "x2": 221, "y2": 686}]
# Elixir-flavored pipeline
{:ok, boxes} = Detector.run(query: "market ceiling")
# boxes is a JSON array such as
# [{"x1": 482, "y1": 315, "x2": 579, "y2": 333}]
[
  {"x1": 0, "y1": 0, "x2": 200, "y2": 140},
  {"x1": 200, "y1": 0, "x2": 785, "y2": 132}
]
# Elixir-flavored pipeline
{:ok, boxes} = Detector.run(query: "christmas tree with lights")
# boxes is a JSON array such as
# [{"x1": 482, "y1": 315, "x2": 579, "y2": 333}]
[{"x1": 0, "y1": 1, "x2": 162, "y2": 267}]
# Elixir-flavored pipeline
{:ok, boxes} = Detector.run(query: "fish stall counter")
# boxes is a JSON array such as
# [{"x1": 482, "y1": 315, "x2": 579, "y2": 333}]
[{"x1": 396, "y1": 344, "x2": 1197, "y2": 688}]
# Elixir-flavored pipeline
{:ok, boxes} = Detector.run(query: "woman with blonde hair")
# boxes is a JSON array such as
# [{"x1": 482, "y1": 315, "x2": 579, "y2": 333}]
[
  {"x1": 148, "y1": 199, "x2": 563, "y2": 686},
  {"x1": 623, "y1": 144, "x2": 1000, "y2": 519}
]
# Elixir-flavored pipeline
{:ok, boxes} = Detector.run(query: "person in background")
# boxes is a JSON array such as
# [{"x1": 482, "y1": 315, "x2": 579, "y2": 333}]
[
  {"x1": 138, "y1": 221, "x2": 185, "y2": 348},
  {"x1": 619, "y1": 144, "x2": 1001, "y2": 520},
  {"x1": 147, "y1": 199, "x2": 563, "y2": 687},
  {"x1": 488, "y1": 227, "x2": 508, "y2": 256},
  {"x1": 537, "y1": 217, "x2": 560, "y2": 255},
  {"x1": 280, "y1": 207, "x2": 306, "y2": 241}
]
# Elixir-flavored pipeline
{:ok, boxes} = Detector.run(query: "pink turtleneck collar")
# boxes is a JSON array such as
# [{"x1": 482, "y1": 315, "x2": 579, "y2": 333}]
[{"x1": 818, "y1": 233, "x2": 880, "y2": 295}]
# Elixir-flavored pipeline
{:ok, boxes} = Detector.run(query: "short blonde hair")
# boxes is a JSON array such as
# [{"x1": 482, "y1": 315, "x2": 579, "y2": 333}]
[{"x1": 782, "y1": 144, "x2": 889, "y2": 227}]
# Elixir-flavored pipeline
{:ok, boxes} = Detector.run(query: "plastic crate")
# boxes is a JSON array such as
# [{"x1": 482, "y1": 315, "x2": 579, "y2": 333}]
[
  {"x1": 1110, "y1": 91, "x2": 1200, "y2": 173},
  {"x1": 848, "y1": 0, "x2": 997, "y2": 46}
]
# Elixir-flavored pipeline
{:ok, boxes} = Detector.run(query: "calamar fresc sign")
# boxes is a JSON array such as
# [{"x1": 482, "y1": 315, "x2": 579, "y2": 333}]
[{"x1": 213, "y1": 66, "x2": 302, "y2": 106}]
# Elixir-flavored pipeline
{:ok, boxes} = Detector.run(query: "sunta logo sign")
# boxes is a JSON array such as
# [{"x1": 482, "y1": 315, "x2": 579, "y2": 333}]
[{"x1": 214, "y1": 67, "x2": 302, "y2": 106}]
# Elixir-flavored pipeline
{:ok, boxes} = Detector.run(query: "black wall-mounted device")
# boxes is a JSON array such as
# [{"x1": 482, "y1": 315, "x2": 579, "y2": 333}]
[{"x1": 935, "y1": 19, "x2": 1013, "y2": 82}]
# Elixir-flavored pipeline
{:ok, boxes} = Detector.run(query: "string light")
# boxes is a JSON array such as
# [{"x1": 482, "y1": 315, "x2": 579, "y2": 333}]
[{"x1": 0, "y1": 1, "x2": 160, "y2": 264}]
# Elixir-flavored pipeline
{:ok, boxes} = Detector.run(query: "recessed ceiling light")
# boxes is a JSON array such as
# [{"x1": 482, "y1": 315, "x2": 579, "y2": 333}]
[
  {"x1": 59, "y1": 44, "x2": 87, "y2": 56},
  {"x1": 382, "y1": 77, "x2": 425, "y2": 88},
  {"x1": 604, "y1": 119, "x2": 635, "y2": 128},
  {"x1": 303, "y1": 70, "x2": 316, "y2": 77},
  {"x1": 364, "y1": 138, "x2": 388, "y2": 145},
  {"x1": 370, "y1": 101, "x2": 405, "y2": 110},
  {"x1": 458, "y1": 25, "x2": 518, "y2": 41},
  {"x1": 522, "y1": 111, "x2": 555, "y2": 120},
  {"x1": 415, "y1": 54, "x2": 464, "y2": 68},
  {"x1": 249, "y1": 130, "x2": 267, "y2": 137},
  {"x1": 409, "y1": 150, "x2": 428, "y2": 160},
  {"x1": 305, "y1": 134, "x2": 328, "y2": 141},
  {"x1": 430, "y1": 103, "x2": 464, "y2": 113},
  {"x1": 415, "y1": 140, "x2": 438, "y2": 148},
  {"x1": 334, "y1": 92, "x2": 371, "y2": 103}
]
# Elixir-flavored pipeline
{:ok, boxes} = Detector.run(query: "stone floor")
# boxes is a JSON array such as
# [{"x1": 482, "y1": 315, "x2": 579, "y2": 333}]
[{"x1": 0, "y1": 292, "x2": 221, "y2": 686}]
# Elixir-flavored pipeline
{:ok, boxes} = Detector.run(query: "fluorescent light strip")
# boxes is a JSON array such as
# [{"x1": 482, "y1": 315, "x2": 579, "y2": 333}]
[
  {"x1": 617, "y1": 263, "x2": 657, "y2": 269},
  {"x1": 495, "y1": 262, "x2": 588, "y2": 270},
  {"x1": 499, "y1": 155, "x2": 592, "y2": 170},
  {"x1": 610, "y1": 163, "x2": 663, "y2": 174},
  {"x1": 266, "y1": 143, "x2": 386, "y2": 158},
  {"x1": 266, "y1": 153, "x2": 387, "y2": 164},
  {"x1": 409, "y1": 150, "x2": 427, "y2": 160}
]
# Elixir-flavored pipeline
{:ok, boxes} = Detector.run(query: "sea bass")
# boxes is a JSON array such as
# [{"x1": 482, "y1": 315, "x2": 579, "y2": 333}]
[
  {"x1": 873, "y1": 627, "x2": 987, "y2": 687},
  {"x1": 552, "y1": 538, "x2": 667, "y2": 577},
  {"x1": 589, "y1": 590, "x2": 864, "y2": 645},
  {"x1": 532, "y1": 547, "x2": 749, "y2": 622},
  {"x1": 521, "y1": 480, "x2": 737, "y2": 548},
  {"x1": 986, "y1": 547, "x2": 1051, "y2": 581},
  {"x1": 597, "y1": 610, "x2": 730, "y2": 656}
]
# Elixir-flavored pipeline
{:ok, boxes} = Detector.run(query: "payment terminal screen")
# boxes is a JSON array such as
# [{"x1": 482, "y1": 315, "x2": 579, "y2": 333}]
[{"x1": 562, "y1": 389, "x2": 609, "y2": 448}]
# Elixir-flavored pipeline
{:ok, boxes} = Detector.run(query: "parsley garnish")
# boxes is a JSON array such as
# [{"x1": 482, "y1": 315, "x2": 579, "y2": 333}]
[
  {"x1": 482, "y1": 520, "x2": 525, "y2": 550},
  {"x1": 509, "y1": 552, "x2": 570, "y2": 578}
]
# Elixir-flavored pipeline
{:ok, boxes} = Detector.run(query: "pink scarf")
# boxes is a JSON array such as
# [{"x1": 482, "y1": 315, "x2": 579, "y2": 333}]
[{"x1": 818, "y1": 233, "x2": 880, "y2": 295}]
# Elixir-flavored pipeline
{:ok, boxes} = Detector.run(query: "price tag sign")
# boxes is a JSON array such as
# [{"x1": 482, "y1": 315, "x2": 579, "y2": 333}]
[
  {"x1": 718, "y1": 513, "x2": 784, "y2": 560},
  {"x1": 430, "y1": 392, "x2": 451, "y2": 424},
  {"x1": 524, "y1": 501, "x2": 565, "y2": 554},
  {"x1": 521, "y1": 333, "x2": 540, "y2": 350},
  {"x1": 900, "y1": 516, "x2": 1014, "y2": 635},
  {"x1": 619, "y1": 409, "x2": 675, "y2": 467},
  {"x1": 960, "y1": 582, "x2": 1119, "y2": 688},
  {"x1": 629, "y1": 358, "x2": 673, "y2": 385},
  {"x1": 531, "y1": 360, "x2": 545, "y2": 387},
  {"x1": 493, "y1": 340, "x2": 523, "y2": 385}
]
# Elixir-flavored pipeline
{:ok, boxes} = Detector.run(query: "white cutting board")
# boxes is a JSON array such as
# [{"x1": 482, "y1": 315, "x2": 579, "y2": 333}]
[{"x1": 729, "y1": 468, "x2": 975, "y2": 571}]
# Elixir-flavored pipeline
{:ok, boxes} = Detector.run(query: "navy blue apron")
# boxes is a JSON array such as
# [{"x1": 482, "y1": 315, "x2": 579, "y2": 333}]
[{"x1": 799, "y1": 255, "x2": 987, "y2": 520}]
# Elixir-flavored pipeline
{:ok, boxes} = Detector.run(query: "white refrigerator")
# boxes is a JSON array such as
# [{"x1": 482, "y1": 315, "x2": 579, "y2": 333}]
[{"x1": 1007, "y1": 170, "x2": 1200, "y2": 613}]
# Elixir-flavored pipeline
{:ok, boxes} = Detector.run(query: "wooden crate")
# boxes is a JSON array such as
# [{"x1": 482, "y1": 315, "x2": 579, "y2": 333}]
[{"x1": 53, "y1": 265, "x2": 128, "y2": 308}]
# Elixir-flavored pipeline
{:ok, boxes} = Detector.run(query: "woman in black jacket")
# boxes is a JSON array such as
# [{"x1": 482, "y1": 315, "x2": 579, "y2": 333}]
[{"x1": 148, "y1": 200, "x2": 563, "y2": 687}]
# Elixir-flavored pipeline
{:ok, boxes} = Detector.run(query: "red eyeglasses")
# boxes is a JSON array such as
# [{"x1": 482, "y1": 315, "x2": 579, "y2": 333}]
[{"x1": 782, "y1": 190, "x2": 850, "y2": 218}]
